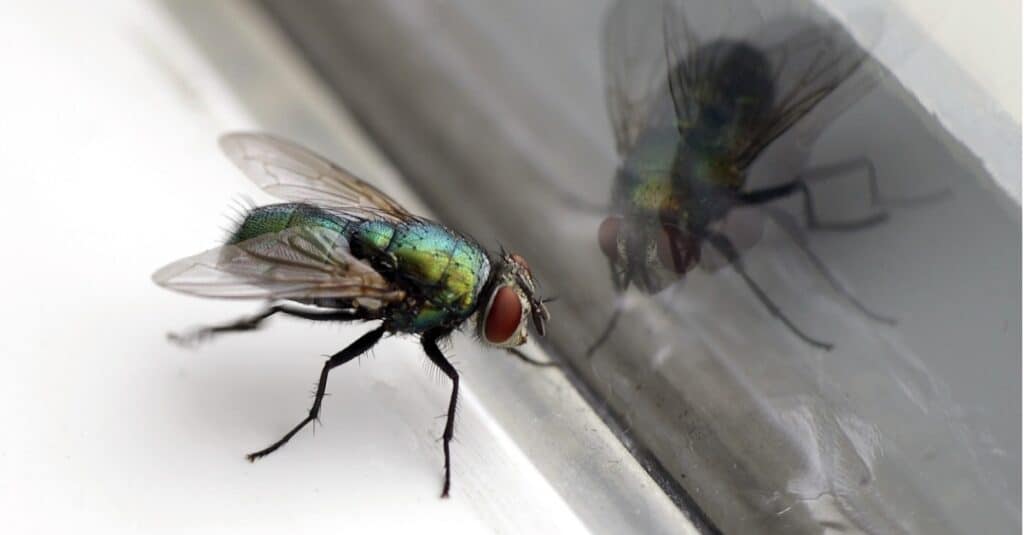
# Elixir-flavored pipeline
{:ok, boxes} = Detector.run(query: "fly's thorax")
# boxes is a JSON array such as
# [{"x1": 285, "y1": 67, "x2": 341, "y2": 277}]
[
  {"x1": 692, "y1": 156, "x2": 744, "y2": 191},
  {"x1": 619, "y1": 128, "x2": 678, "y2": 210},
  {"x1": 604, "y1": 139, "x2": 744, "y2": 294},
  {"x1": 477, "y1": 253, "x2": 549, "y2": 348},
  {"x1": 622, "y1": 141, "x2": 737, "y2": 219},
  {"x1": 629, "y1": 177, "x2": 681, "y2": 215},
  {"x1": 352, "y1": 219, "x2": 491, "y2": 333}
]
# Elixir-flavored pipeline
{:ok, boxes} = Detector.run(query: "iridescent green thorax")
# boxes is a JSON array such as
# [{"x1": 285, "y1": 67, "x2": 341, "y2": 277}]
[
  {"x1": 618, "y1": 125, "x2": 742, "y2": 229},
  {"x1": 228, "y1": 204, "x2": 491, "y2": 333},
  {"x1": 622, "y1": 127, "x2": 681, "y2": 215},
  {"x1": 617, "y1": 40, "x2": 770, "y2": 225},
  {"x1": 352, "y1": 219, "x2": 491, "y2": 332}
]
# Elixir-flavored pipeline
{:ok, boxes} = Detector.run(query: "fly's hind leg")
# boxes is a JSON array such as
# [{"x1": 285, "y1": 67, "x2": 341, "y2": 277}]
[
  {"x1": 168, "y1": 307, "x2": 276, "y2": 346},
  {"x1": 168, "y1": 303, "x2": 363, "y2": 346},
  {"x1": 763, "y1": 206, "x2": 896, "y2": 325},
  {"x1": 246, "y1": 325, "x2": 386, "y2": 461},
  {"x1": 739, "y1": 156, "x2": 949, "y2": 232},
  {"x1": 801, "y1": 157, "x2": 951, "y2": 208},
  {"x1": 738, "y1": 175, "x2": 887, "y2": 231},
  {"x1": 704, "y1": 229, "x2": 833, "y2": 350}
]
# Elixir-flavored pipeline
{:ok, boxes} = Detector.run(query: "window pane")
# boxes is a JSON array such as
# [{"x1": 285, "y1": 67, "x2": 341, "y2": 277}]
[{"x1": 259, "y1": 1, "x2": 1021, "y2": 533}]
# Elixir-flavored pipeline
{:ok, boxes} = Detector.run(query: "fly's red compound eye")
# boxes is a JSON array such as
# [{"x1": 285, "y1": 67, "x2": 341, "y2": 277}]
[
  {"x1": 656, "y1": 225, "x2": 696, "y2": 274},
  {"x1": 598, "y1": 217, "x2": 622, "y2": 260},
  {"x1": 484, "y1": 285, "x2": 524, "y2": 344}
]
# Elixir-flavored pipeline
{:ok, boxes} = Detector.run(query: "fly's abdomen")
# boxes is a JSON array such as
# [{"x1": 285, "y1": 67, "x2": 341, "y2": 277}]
[
  {"x1": 352, "y1": 220, "x2": 490, "y2": 330},
  {"x1": 227, "y1": 203, "x2": 351, "y2": 244}
]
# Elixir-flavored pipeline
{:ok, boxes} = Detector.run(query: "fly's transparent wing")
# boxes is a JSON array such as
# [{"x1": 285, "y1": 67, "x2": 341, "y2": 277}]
[
  {"x1": 152, "y1": 225, "x2": 405, "y2": 302},
  {"x1": 730, "y1": 10, "x2": 881, "y2": 168},
  {"x1": 661, "y1": 0, "x2": 765, "y2": 128},
  {"x1": 777, "y1": 10, "x2": 888, "y2": 150},
  {"x1": 602, "y1": 0, "x2": 670, "y2": 155},
  {"x1": 657, "y1": 0, "x2": 886, "y2": 169},
  {"x1": 219, "y1": 132, "x2": 412, "y2": 220}
]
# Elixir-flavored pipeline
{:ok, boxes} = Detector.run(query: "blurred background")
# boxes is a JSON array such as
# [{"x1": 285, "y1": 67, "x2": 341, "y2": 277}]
[{"x1": 0, "y1": 1, "x2": 1018, "y2": 533}]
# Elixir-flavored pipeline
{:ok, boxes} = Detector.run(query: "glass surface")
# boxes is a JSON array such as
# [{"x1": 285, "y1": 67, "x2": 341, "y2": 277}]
[{"x1": 259, "y1": 0, "x2": 1021, "y2": 532}]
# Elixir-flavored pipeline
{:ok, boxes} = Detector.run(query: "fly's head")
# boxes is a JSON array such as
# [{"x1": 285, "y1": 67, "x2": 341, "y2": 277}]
[
  {"x1": 478, "y1": 251, "x2": 550, "y2": 348},
  {"x1": 598, "y1": 212, "x2": 701, "y2": 294}
]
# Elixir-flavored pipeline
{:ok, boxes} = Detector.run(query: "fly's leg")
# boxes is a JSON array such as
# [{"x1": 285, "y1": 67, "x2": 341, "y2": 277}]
[
  {"x1": 422, "y1": 330, "x2": 459, "y2": 498},
  {"x1": 762, "y1": 207, "x2": 896, "y2": 325},
  {"x1": 246, "y1": 325, "x2": 386, "y2": 461},
  {"x1": 507, "y1": 348, "x2": 559, "y2": 368},
  {"x1": 801, "y1": 157, "x2": 951, "y2": 208},
  {"x1": 739, "y1": 156, "x2": 949, "y2": 231},
  {"x1": 586, "y1": 263, "x2": 631, "y2": 358},
  {"x1": 802, "y1": 157, "x2": 886, "y2": 207},
  {"x1": 167, "y1": 308, "x2": 278, "y2": 345},
  {"x1": 704, "y1": 230, "x2": 833, "y2": 350},
  {"x1": 585, "y1": 304, "x2": 624, "y2": 359},
  {"x1": 168, "y1": 304, "x2": 364, "y2": 346},
  {"x1": 738, "y1": 178, "x2": 887, "y2": 231}
]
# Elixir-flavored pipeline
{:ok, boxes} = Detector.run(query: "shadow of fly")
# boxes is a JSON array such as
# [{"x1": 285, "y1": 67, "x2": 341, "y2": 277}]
[
  {"x1": 154, "y1": 133, "x2": 555, "y2": 498},
  {"x1": 587, "y1": 0, "x2": 919, "y2": 356}
]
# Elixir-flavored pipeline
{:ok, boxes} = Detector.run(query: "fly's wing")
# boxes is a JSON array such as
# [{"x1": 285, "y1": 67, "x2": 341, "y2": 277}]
[
  {"x1": 725, "y1": 9, "x2": 883, "y2": 169},
  {"x1": 602, "y1": 0, "x2": 681, "y2": 155},
  {"x1": 153, "y1": 225, "x2": 405, "y2": 302},
  {"x1": 660, "y1": 0, "x2": 765, "y2": 128},
  {"x1": 219, "y1": 132, "x2": 411, "y2": 221},
  {"x1": 659, "y1": 0, "x2": 885, "y2": 169},
  {"x1": 776, "y1": 10, "x2": 889, "y2": 151}
]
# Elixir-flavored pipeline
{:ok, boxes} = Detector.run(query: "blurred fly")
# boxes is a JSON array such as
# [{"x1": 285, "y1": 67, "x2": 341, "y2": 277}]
[
  {"x1": 154, "y1": 133, "x2": 553, "y2": 498},
  {"x1": 588, "y1": 0, "x2": 903, "y2": 355}
]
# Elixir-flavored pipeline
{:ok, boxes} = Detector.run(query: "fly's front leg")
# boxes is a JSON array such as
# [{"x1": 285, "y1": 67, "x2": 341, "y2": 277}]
[
  {"x1": 586, "y1": 266, "x2": 632, "y2": 358},
  {"x1": 421, "y1": 330, "x2": 459, "y2": 498},
  {"x1": 585, "y1": 301, "x2": 624, "y2": 359},
  {"x1": 246, "y1": 325, "x2": 386, "y2": 461},
  {"x1": 168, "y1": 304, "x2": 363, "y2": 346},
  {"x1": 507, "y1": 347, "x2": 559, "y2": 368}
]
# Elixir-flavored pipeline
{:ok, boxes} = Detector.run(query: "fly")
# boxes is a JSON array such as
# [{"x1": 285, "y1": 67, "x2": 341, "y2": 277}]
[
  {"x1": 587, "y1": 0, "x2": 910, "y2": 356},
  {"x1": 153, "y1": 133, "x2": 554, "y2": 498}
]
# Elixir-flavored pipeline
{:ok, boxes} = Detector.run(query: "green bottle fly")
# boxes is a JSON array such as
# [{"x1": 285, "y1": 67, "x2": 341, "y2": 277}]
[{"x1": 154, "y1": 133, "x2": 552, "y2": 498}]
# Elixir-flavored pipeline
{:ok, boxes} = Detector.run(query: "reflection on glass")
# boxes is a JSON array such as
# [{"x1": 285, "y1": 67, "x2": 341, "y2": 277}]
[{"x1": 587, "y1": 0, "x2": 947, "y2": 358}]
